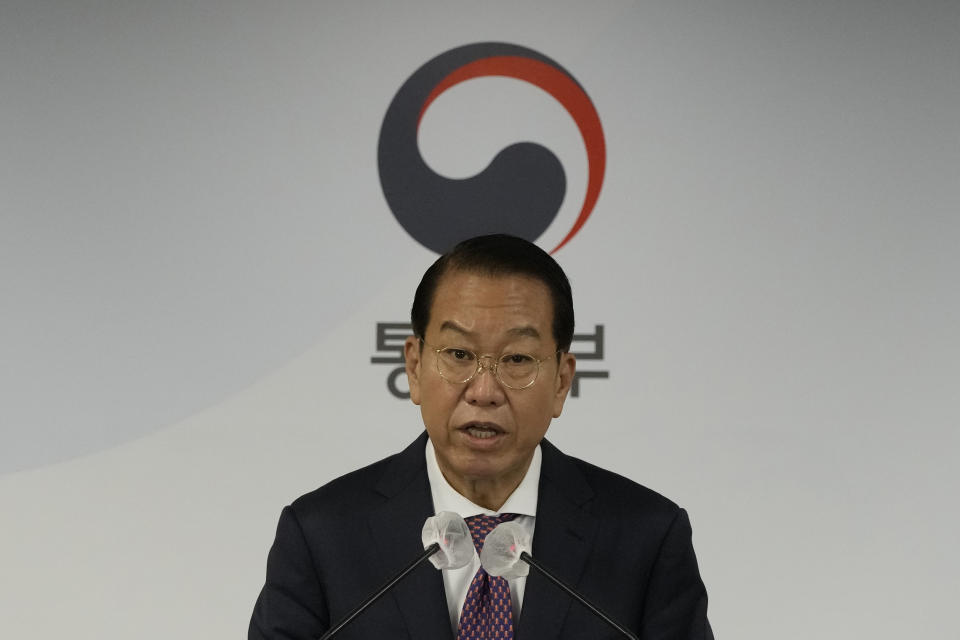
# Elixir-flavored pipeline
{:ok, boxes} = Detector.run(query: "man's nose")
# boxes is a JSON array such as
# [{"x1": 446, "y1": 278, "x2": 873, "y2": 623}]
[{"x1": 464, "y1": 358, "x2": 505, "y2": 406}]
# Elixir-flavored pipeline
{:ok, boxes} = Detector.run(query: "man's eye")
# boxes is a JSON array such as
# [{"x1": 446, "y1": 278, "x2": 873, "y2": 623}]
[
  {"x1": 503, "y1": 353, "x2": 534, "y2": 365},
  {"x1": 446, "y1": 348, "x2": 473, "y2": 361}
]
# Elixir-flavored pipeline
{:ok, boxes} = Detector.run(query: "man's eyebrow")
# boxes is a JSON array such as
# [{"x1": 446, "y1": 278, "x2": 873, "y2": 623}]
[
  {"x1": 507, "y1": 326, "x2": 541, "y2": 339},
  {"x1": 438, "y1": 321, "x2": 472, "y2": 335}
]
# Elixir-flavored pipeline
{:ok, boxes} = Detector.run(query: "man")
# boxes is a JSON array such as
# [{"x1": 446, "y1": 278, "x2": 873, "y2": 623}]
[{"x1": 249, "y1": 235, "x2": 712, "y2": 639}]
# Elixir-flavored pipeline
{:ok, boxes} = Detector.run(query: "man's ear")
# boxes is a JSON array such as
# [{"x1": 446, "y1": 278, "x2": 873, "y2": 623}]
[
  {"x1": 552, "y1": 352, "x2": 577, "y2": 418},
  {"x1": 404, "y1": 336, "x2": 423, "y2": 405}
]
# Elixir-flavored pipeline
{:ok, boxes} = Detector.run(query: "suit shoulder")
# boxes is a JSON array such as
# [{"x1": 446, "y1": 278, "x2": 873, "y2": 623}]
[
  {"x1": 564, "y1": 453, "x2": 682, "y2": 521},
  {"x1": 287, "y1": 446, "x2": 409, "y2": 519}
]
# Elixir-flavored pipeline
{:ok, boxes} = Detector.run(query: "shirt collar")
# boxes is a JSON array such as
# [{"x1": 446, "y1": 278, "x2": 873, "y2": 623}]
[{"x1": 425, "y1": 436, "x2": 540, "y2": 518}]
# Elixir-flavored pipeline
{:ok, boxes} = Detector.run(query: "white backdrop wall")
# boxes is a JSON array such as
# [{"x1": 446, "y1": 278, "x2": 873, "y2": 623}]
[{"x1": 2, "y1": 1, "x2": 958, "y2": 638}]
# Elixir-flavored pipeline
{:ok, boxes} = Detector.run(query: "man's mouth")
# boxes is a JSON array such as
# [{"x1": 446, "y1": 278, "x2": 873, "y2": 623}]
[{"x1": 460, "y1": 422, "x2": 504, "y2": 440}]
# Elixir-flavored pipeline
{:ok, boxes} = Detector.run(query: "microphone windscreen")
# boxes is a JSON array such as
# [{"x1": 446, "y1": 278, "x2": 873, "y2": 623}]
[
  {"x1": 421, "y1": 511, "x2": 474, "y2": 570},
  {"x1": 479, "y1": 520, "x2": 531, "y2": 579}
]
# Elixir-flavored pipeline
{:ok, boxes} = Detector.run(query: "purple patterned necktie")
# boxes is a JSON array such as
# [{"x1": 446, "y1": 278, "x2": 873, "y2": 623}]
[{"x1": 456, "y1": 513, "x2": 519, "y2": 640}]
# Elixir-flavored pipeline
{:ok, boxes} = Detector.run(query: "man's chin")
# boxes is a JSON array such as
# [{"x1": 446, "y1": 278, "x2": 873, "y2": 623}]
[{"x1": 451, "y1": 452, "x2": 531, "y2": 486}]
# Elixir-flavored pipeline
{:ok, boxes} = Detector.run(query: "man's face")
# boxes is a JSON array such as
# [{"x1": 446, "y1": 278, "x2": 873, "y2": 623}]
[{"x1": 404, "y1": 270, "x2": 575, "y2": 495}]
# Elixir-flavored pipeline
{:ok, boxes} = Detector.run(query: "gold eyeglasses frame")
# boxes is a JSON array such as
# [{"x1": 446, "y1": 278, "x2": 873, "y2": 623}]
[{"x1": 420, "y1": 340, "x2": 561, "y2": 391}]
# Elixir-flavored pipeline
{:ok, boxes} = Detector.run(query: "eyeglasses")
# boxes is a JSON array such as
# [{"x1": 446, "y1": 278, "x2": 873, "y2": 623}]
[{"x1": 422, "y1": 341, "x2": 559, "y2": 390}]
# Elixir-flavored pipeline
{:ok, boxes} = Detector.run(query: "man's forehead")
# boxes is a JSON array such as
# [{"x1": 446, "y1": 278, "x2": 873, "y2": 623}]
[
  {"x1": 425, "y1": 270, "x2": 553, "y2": 339},
  {"x1": 432, "y1": 269, "x2": 549, "y2": 299},
  {"x1": 430, "y1": 271, "x2": 549, "y2": 307},
  {"x1": 437, "y1": 320, "x2": 542, "y2": 339}
]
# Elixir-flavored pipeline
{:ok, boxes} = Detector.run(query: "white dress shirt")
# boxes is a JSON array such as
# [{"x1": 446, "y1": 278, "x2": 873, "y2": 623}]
[{"x1": 425, "y1": 438, "x2": 540, "y2": 635}]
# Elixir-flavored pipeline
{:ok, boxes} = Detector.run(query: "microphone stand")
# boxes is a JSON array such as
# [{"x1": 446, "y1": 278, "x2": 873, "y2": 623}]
[
  {"x1": 520, "y1": 551, "x2": 639, "y2": 640},
  {"x1": 319, "y1": 542, "x2": 440, "y2": 640}
]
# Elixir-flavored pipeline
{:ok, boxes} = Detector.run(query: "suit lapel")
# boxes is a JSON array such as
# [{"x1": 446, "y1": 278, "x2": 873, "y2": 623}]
[
  {"x1": 367, "y1": 432, "x2": 453, "y2": 640},
  {"x1": 516, "y1": 439, "x2": 598, "y2": 639}
]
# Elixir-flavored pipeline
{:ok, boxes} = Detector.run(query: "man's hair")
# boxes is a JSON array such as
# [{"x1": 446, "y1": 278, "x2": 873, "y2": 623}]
[{"x1": 411, "y1": 234, "x2": 575, "y2": 351}]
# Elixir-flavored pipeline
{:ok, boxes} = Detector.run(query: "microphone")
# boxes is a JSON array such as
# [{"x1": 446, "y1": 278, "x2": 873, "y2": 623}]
[
  {"x1": 480, "y1": 521, "x2": 640, "y2": 640},
  {"x1": 318, "y1": 512, "x2": 472, "y2": 640},
  {"x1": 421, "y1": 509, "x2": 475, "y2": 570}
]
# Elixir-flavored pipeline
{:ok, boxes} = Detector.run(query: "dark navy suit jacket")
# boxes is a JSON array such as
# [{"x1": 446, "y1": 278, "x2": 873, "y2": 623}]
[{"x1": 249, "y1": 432, "x2": 713, "y2": 639}]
